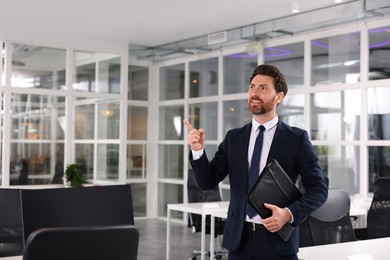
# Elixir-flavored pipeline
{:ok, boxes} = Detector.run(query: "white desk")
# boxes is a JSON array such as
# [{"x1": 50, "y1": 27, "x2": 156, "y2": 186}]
[
  {"x1": 298, "y1": 237, "x2": 390, "y2": 260},
  {"x1": 209, "y1": 208, "x2": 229, "y2": 258},
  {"x1": 0, "y1": 256, "x2": 22, "y2": 260},
  {"x1": 207, "y1": 198, "x2": 371, "y2": 258},
  {"x1": 166, "y1": 201, "x2": 229, "y2": 260},
  {"x1": 350, "y1": 198, "x2": 372, "y2": 229}
]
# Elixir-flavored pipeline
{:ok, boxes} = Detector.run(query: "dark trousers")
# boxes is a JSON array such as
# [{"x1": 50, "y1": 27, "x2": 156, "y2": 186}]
[{"x1": 228, "y1": 225, "x2": 298, "y2": 260}]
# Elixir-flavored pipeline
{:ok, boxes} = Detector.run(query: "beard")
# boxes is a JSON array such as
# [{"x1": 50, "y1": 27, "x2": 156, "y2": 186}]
[{"x1": 248, "y1": 95, "x2": 277, "y2": 115}]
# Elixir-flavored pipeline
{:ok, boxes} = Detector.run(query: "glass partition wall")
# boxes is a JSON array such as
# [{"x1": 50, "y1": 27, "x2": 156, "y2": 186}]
[
  {"x1": 0, "y1": 43, "x2": 149, "y2": 217},
  {"x1": 157, "y1": 21, "x2": 390, "y2": 220},
  {"x1": 1, "y1": 19, "x2": 390, "y2": 221}
]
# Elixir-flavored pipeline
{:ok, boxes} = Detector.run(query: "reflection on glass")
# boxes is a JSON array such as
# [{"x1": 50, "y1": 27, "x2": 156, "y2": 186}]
[
  {"x1": 11, "y1": 44, "x2": 66, "y2": 89},
  {"x1": 97, "y1": 143, "x2": 119, "y2": 181},
  {"x1": 278, "y1": 94, "x2": 304, "y2": 128},
  {"x1": 189, "y1": 58, "x2": 218, "y2": 97},
  {"x1": 223, "y1": 53, "x2": 257, "y2": 94},
  {"x1": 158, "y1": 183, "x2": 183, "y2": 217},
  {"x1": 73, "y1": 51, "x2": 120, "y2": 93},
  {"x1": 264, "y1": 42, "x2": 304, "y2": 88},
  {"x1": 314, "y1": 145, "x2": 359, "y2": 195},
  {"x1": 368, "y1": 146, "x2": 390, "y2": 192},
  {"x1": 98, "y1": 57, "x2": 121, "y2": 94},
  {"x1": 97, "y1": 101, "x2": 119, "y2": 139},
  {"x1": 128, "y1": 65, "x2": 148, "y2": 100},
  {"x1": 1, "y1": 43, "x2": 3, "y2": 86},
  {"x1": 10, "y1": 143, "x2": 51, "y2": 185},
  {"x1": 188, "y1": 102, "x2": 218, "y2": 140},
  {"x1": 311, "y1": 32, "x2": 360, "y2": 86},
  {"x1": 158, "y1": 144, "x2": 183, "y2": 179},
  {"x1": 75, "y1": 143, "x2": 93, "y2": 180},
  {"x1": 132, "y1": 183, "x2": 147, "y2": 217},
  {"x1": 368, "y1": 27, "x2": 390, "y2": 81},
  {"x1": 8, "y1": 92, "x2": 65, "y2": 185},
  {"x1": 310, "y1": 90, "x2": 360, "y2": 140},
  {"x1": 11, "y1": 94, "x2": 65, "y2": 140},
  {"x1": 74, "y1": 99, "x2": 95, "y2": 139},
  {"x1": 127, "y1": 144, "x2": 147, "y2": 179},
  {"x1": 223, "y1": 100, "x2": 252, "y2": 135},
  {"x1": 128, "y1": 106, "x2": 147, "y2": 140},
  {"x1": 160, "y1": 64, "x2": 184, "y2": 100},
  {"x1": 367, "y1": 87, "x2": 390, "y2": 140},
  {"x1": 159, "y1": 105, "x2": 184, "y2": 140},
  {"x1": 74, "y1": 60, "x2": 95, "y2": 92}
]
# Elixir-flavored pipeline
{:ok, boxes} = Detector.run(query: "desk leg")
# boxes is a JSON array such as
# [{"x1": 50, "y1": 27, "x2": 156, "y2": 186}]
[
  {"x1": 210, "y1": 215, "x2": 215, "y2": 260},
  {"x1": 166, "y1": 209, "x2": 171, "y2": 260},
  {"x1": 201, "y1": 213, "x2": 206, "y2": 260}
]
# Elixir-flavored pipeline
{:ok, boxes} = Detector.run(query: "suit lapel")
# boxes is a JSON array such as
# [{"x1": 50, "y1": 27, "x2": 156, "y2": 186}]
[
  {"x1": 267, "y1": 121, "x2": 286, "y2": 163},
  {"x1": 240, "y1": 123, "x2": 252, "y2": 174}
]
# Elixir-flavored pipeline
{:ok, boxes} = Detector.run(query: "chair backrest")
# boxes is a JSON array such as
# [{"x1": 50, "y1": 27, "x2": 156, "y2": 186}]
[
  {"x1": 0, "y1": 189, "x2": 24, "y2": 257},
  {"x1": 23, "y1": 224, "x2": 139, "y2": 260},
  {"x1": 188, "y1": 169, "x2": 222, "y2": 203},
  {"x1": 17, "y1": 160, "x2": 29, "y2": 185},
  {"x1": 50, "y1": 162, "x2": 64, "y2": 184},
  {"x1": 299, "y1": 188, "x2": 356, "y2": 247},
  {"x1": 367, "y1": 177, "x2": 390, "y2": 239},
  {"x1": 187, "y1": 169, "x2": 224, "y2": 236},
  {"x1": 20, "y1": 184, "x2": 134, "y2": 245}
]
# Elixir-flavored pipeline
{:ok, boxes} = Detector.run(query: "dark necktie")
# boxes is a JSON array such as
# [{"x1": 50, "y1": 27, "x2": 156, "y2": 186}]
[{"x1": 246, "y1": 125, "x2": 265, "y2": 218}]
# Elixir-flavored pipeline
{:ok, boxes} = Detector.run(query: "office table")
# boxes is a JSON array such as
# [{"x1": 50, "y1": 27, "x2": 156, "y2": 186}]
[
  {"x1": 298, "y1": 237, "x2": 390, "y2": 260},
  {"x1": 0, "y1": 256, "x2": 21, "y2": 260},
  {"x1": 207, "y1": 198, "x2": 371, "y2": 258},
  {"x1": 166, "y1": 201, "x2": 229, "y2": 260},
  {"x1": 209, "y1": 208, "x2": 229, "y2": 258},
  {"x1": 350, "y1": 198, "x2": 372, "y2": 229}
]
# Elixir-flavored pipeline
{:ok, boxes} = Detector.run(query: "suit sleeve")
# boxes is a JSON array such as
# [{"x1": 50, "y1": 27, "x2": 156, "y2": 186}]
[{"x1": 287, "y1": 130, "x2": 328, "y2": 226}]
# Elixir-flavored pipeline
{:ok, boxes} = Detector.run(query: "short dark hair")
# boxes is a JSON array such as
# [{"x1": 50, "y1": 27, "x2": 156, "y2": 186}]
[{"x1": 250, "y1": 64, "x2": 288, "y2": 96}]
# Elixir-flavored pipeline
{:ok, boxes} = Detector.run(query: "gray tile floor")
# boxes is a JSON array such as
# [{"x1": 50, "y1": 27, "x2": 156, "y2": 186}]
[{"x1": 135, "y1": 218, "x2": 228, "y2": 260}]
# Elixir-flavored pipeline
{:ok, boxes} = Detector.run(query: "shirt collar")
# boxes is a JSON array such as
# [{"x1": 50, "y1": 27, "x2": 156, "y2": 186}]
[{"x1": 251, "y1": 116, "x2": 279, "y2": 132}]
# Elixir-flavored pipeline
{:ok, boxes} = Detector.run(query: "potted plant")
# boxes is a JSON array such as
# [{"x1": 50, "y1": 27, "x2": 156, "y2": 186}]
[{"x1": 64, "y1": 163, "x2": 87, "y2": 187}]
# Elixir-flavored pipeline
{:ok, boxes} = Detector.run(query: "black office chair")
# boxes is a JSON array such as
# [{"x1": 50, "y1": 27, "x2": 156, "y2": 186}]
[
  {"x1": 299, "y1": 188, "x2": 356, "y2": 247},
  {"x1": 0, "y1": 189, "x2": 24, "y2": 257},
  {"x1": 50, "y1": 162, "x2": 64, "y2": 184},
  {"x1": 18, "y1": 159, "x2": 29, "y2": 185},
  {"x1": 23, "y1": 224, "x2": 139, "y2": 260},
  {"x1": 366, "y1": 177, "x2": 390, "y2": 239},
  {"x1": 187, "y1": 169, "x2": 227, "y2": 260}
]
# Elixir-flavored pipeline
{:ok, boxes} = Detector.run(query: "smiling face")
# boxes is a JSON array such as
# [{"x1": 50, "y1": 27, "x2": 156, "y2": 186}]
[{"x1": 247, "y1": 74, "x2": 284, "y2": 122}]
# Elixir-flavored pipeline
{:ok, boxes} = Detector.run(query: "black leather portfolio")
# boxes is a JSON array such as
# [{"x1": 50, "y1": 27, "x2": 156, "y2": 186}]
[{"x1": 246, "y1": 159, "x2": 302, "y2": 241}]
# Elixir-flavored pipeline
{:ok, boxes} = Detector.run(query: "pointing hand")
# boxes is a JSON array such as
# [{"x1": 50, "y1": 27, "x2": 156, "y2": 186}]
[{"x1": 183, "y1": 119, "x2": 205, "y2": 151}]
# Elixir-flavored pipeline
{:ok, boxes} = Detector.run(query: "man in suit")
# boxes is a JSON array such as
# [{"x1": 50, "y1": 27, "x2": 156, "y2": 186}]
[{"x1": 184, "y1": 64, "x2": 328, "y2": 260}]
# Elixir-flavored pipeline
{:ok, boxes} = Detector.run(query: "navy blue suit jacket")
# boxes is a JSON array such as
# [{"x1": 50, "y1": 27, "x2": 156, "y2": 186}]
[{"x1": 190, "y1": 121, "x2": 328, "y2": 255}]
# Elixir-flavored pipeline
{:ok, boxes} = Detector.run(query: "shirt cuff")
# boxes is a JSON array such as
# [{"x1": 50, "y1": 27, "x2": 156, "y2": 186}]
[
  {"x1": 286, "y1": 208, "x2": 294, "y2": 223},
  {"x1": 191, "y1": 147, "x2": 204, "y2": 160}
]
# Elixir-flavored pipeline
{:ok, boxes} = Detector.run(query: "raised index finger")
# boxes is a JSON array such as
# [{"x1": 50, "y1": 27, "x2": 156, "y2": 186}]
[{"x1": 183, "y1": 119, "x2": 194, "y2": 131}]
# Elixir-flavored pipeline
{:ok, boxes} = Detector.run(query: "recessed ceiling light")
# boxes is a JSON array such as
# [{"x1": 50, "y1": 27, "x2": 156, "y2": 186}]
[{"x1": 291, "y1": 2, "x2": 299, "y2": 13}]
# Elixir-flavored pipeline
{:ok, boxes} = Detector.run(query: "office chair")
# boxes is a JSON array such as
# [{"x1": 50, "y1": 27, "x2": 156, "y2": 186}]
[
  {"x1": 50, "y1": 162, "x2": 64, "y2": 184},
  {"x1": 367, "y1": 177, "x2": 390, "y2": 239},
  {"x1": 20, "y1": 184, "x2": 135, "y2": 243},
  {"x1": 299, "y1": 188, "x2": 356, "y2": 247},
  {"x1": 18, "y1": 159, "x2": 29, "y2": 185},
  {"x1": 187, "y1": 169, "x2": 228, "y2": 260},
  {"x1": 23, "y1": 224, "x2": 139, "y2": 260},
  {"x1": 0, "y1": 189, "x2": 24, "y2": 257}
]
